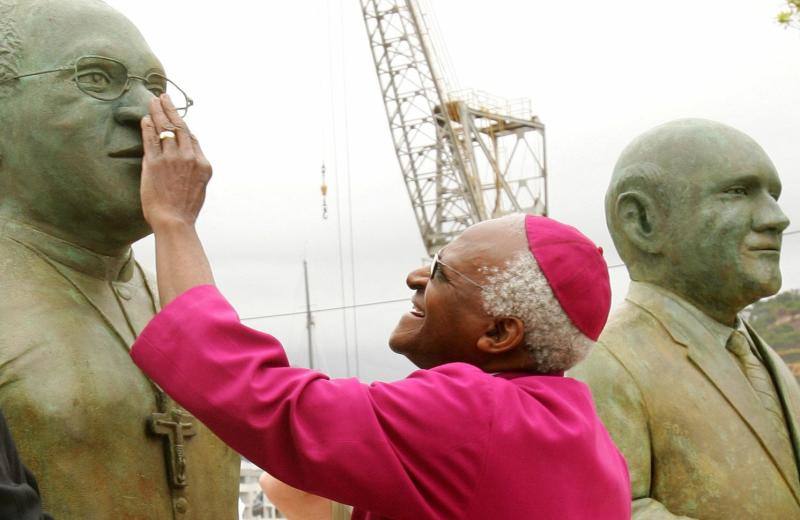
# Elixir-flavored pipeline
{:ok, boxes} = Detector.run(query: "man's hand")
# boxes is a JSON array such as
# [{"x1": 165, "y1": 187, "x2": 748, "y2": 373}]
[
  {"x1": 259, "y1": 473, "x2": 336, "y2": 520},
  {"x1": 140, "y1": 94, "x2": 211, "y2": 232},
  {"x1": 139, "y1": 94, "x2": 215, "y2": 307}
]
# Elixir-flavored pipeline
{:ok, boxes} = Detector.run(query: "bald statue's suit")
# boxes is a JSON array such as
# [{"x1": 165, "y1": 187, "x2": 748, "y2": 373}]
[
  {"x1": 571, "y1": 282, "x2": 800, "y2": 519},
  {"x1": 0, "y1": 219, "x2": 240, "y2": 519}
]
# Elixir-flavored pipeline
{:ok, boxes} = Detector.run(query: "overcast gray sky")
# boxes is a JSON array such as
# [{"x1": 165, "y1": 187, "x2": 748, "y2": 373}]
[{"x1": 109, "y1": 0, "x2": 800, "y2": 381}]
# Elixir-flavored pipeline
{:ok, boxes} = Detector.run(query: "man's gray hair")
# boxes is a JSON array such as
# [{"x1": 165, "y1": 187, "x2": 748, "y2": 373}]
[
  {"x1": 480, "y1": 232, "x2": 593, "y2": 373},
  {"x1": 0, "y1": 0, "x2": 22, "y2": 97}
]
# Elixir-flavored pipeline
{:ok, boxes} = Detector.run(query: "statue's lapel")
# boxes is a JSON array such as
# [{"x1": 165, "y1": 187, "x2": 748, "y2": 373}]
[
  {"x1": 685, "y1": 326, "x2": 800, "y2": 504},
  {"x1": 748, "y1": 324, "x2": 800, "y2": 497},
  {"x1": 628, "y1": 284, "x2": 800, "y2": 503}
]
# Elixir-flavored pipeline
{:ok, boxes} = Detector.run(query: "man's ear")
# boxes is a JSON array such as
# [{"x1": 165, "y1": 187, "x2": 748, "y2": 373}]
[
  {"x1": 615, "y1": 190, "x2": 664, "y2": 254},
  {"x1": 476, "y1": 316, "x2": 525, "y2": 355}
]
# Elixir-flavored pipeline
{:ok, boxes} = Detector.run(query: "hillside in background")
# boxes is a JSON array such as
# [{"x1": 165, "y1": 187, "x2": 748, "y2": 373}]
[{"x1": 747, "y1": 289, "x2": 800, "y2": 383}]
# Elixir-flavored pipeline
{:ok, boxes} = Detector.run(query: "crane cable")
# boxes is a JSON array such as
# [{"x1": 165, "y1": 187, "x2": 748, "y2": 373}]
[
  {"x1": 338, "y1": 0, "x2": 361, "y2": 378},
  {"x1": 325, "y1": 0, "x2": 352, "y2": 377},
  {"x1": 321, "y1": 163, "x2": 329, "y2": 220}
]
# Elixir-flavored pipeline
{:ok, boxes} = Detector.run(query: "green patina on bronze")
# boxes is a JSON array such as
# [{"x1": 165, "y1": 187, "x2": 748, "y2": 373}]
[
  {"x1": 0, "y1": 1, "x2": 239, "y2": 518},
  {"x1": 571, "y1": 119, "x2": 800, "y2": 518}
]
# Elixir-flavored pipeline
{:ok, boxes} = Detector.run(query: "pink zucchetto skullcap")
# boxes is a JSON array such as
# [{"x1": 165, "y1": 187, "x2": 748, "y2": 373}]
[{"x1": 524, "y1": 215, "x2": 611, "y2": 341}]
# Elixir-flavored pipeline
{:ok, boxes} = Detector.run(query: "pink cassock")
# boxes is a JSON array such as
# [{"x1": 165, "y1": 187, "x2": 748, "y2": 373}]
[{"x1": 131, "y1": 285, "x2": 630, "y2": 519}]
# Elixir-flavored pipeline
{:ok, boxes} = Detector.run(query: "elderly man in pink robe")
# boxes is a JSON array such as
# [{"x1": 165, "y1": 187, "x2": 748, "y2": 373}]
[{"x1": 129, "y1": 95, "x2": 630, "y2": 519}]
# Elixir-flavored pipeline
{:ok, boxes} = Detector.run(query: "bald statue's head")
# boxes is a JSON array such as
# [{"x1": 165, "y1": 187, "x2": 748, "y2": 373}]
[
  {"x1": 607, "y1": 118, "x2": 790, "y2": 324},
  {"x1": 0, "y1": 0, "x2": 167, "y2": 255}
]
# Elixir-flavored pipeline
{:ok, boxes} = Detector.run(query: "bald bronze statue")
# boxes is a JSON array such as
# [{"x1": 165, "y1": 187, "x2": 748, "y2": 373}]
[
  {"x1": 0, "y1": 0, "x2": 238, "y2": 517},
  {"x1": 571, "y1": 119, "x2": 799, "y2": 518}
]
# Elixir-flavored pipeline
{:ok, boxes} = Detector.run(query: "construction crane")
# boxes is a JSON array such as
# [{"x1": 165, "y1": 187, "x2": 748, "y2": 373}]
[{"x1": 360, "y1": 0, "x2": 548, "y2": 256}]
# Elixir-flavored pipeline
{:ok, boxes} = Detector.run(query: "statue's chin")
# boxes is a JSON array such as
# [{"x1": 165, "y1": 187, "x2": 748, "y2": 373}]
[
  {"x1": 98, "y1": 217, "x2": 152, "y2": 250},
  {"x1": 750, "y1": 276, "x2": 782, "y2": 303},
  {"x1": 741, "y1": 257, "x2": 783, "y2": 301},
  {"x1": 23, "y1": 208, "x2": 152, "y2": 254}
]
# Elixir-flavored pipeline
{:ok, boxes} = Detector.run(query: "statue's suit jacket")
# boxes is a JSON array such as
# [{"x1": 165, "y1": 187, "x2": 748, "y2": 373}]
[{"x1": 571, "y1": 282, "x2": 800, "y2": 519}]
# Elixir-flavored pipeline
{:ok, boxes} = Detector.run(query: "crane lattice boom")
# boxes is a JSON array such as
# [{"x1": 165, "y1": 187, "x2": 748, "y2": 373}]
[{"x1": 360, "y1": 0, "x2": 547, "y2": 255}]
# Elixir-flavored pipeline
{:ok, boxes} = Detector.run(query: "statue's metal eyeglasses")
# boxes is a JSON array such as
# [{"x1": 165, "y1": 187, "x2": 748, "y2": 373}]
[
  {"x1": 430, "y1": 250, "x2": 485, "y2": 289},
  {"x1": 0, "y1": 55, "x2": 193, "y2": 116}
]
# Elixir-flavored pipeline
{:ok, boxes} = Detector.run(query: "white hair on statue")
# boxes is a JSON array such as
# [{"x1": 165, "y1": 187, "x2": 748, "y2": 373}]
[{"x1": 479, "y1": 219, "x2": 593, "y2": 373}]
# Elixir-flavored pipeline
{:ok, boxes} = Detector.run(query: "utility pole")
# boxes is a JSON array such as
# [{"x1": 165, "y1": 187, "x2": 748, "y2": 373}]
[{"x1": 303, "y1": 259, "x2": 314, "y2": 369}]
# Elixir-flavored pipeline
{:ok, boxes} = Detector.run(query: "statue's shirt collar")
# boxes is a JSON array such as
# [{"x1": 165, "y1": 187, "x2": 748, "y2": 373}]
[
  {"x1": 627, "y1": 281, "x2": 743, "y2": 351},
  {"x1": 0, "y1": 219, "x2": 134, "y2": 282}
]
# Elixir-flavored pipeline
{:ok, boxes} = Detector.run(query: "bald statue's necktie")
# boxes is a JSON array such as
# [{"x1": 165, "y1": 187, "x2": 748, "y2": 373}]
[{"x1": 727, "y1": 330, "x2": 797, "y2": 479}]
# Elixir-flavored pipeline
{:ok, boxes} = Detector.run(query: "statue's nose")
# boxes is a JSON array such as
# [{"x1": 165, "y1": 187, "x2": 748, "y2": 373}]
[
  {"x1": 114, "y1": 83, "x2": 155, "y2": 126},
  {"x1": 753, "y1": 193, "x2": 790, "y2": 234},
  {"x1": 113, "y1": 105, "x2": 149, "y2": 126}
]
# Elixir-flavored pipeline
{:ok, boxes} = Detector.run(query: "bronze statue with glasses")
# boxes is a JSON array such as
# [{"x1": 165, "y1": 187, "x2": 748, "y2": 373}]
[{"x1": 0, "y1": 0, "x2": 239, "y2": 518}]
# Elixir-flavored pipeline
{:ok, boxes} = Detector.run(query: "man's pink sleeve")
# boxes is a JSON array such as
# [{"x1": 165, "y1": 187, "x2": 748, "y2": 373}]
[{"x1": 131, "y1": 285, "x2": 493, "y2": 519}]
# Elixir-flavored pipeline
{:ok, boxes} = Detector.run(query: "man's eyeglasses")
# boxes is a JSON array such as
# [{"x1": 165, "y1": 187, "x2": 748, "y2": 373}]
[
  {"x1": 0, "y1": 55, "x2": 193, "y2": 116},
  {"x1": 430, "y1": 250, "x2": 485, "y2": 289}
]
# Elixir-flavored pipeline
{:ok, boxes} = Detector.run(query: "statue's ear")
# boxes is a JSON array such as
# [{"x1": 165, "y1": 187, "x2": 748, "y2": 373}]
[{"x1": 615, "y1": 190, "x2": 664, "y2": 254}]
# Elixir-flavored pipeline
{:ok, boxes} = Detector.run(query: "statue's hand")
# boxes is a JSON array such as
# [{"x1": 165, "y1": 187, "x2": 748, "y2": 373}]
[{"x1": 140, "y1": 94, "x2": 212, "y2": 233}]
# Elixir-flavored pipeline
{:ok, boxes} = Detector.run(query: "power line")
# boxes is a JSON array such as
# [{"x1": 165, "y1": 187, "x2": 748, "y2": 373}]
[
  {"x1": 242, "y1": 297, "x2": 409, "y2": 322},
  {"x1": 242, "y1": 228, "x2": 800, "y2": 321}
]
